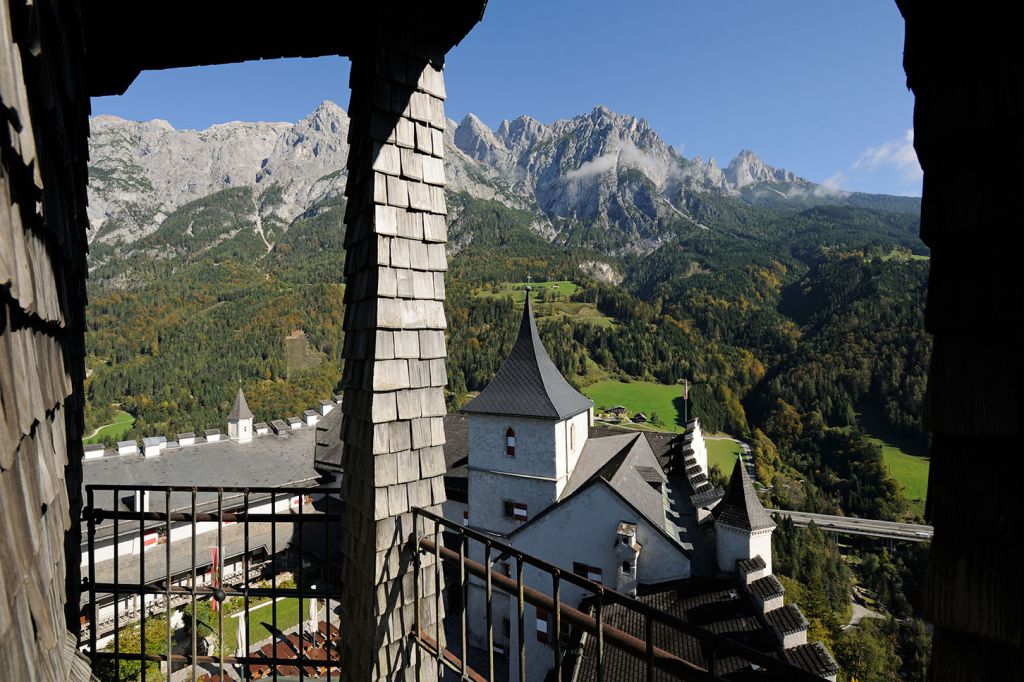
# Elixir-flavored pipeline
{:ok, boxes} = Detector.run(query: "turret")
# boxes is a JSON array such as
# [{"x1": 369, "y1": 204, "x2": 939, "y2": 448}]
[
  {"x1": 714, "y1": 455, "x2": 775, "y2": 574},
  {"x1": 227, "y1": 388, "x2": 254, "y2": 443}
]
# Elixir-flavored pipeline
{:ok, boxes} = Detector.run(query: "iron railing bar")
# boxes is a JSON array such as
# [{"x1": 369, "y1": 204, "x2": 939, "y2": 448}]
[
  {"x1": 271, "y1": 490, "x2": 278, "y2": 682},
  {"x1": 89, "y1": 651, "x2": 342, "y2": 668},
  {"x1": 191, "y1": 488, "x2": 197, "y2": 681},
  {"x1": 412, "y1": 630, "x2": 489, "y2": 682},
  {"x1": 645, "y1": 612, "x2": 655, "y2": 682},
  {"x1": 243, "y1": 489, "x2": 251, "y2": 682},
  {"x1": 412, "y1": 507, "x2": 821, "y2": 680},
  {"x1": 90, "y1": 509, "x2": 341, "y2": 524},
  {"x1": 417, "y1": 536, "x2": 758, "y2": 681},
  {"x1": 86, "y1": 482, "x2": 324, "y2": 494},
  {"x1": 414, "y1": 513, "x2": 422, "y2": 670},
  {"x1": 433, "y1": 519, "x2": 442, "y2": 680},
  {"x1": 87, "y1": 488, "x2": 97, "y2": 663},
  {"x1": 553, "y1": 570, "x2": 562, "y2": 680},
  {"x1": 139, "y1": 487, "x2": 147, "y2": 682},
  {"x1": 324, "y1": 489, "x2": 331, "y2": 682},
  {"x1": 113, "y1": 488, "x2": 120, "y2": 670},
  {"x1": 90, "y1": 582, "x2": 330, "y2": 599},
  {"x1": 217, "y1": 488, "x2": 224, "y2": 677},
  {"x1": 298, "y1": 491, "x2": 304, "y2": 682},
  {"x1": 165, "y1": 490, "x2": 172, "y2": 679},
  {"x1": 516, "y1": 554, "x2": 525, "y2": 682},
  {"x1": 596, "y1": 592, "x2": 603, "y2": 682},
  {"x1": 484, "y1": 541, "x2": 494, "y2": 682},
  {"x1": 459, "y1": 528, "x2": 468, "y2": 680}
]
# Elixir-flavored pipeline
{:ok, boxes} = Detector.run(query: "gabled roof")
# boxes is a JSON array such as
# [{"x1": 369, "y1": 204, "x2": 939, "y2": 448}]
[
  {"x1": 462, "y1": 294, "x2": 593, "y2": 420},
  {"x1": 713, "y1": 456, "x2": 775, "y2": 531},
  {"x1": 227, "y1": 388, "x2": 253, "y2": 420}
]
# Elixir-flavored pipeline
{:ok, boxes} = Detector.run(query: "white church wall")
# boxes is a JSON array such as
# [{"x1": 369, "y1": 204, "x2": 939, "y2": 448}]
[
  {"x1": 468, "y1": 469, "x2": 560, "y2": 536},
  {"x1": 508, "y1": 483, "x2": 691, "y2": 682},
  {"x1": 557, "y1": 410, "x2": 590, "y2": 479},
  {"x1": 716, "y1": 523, "x2": 774, "y2": 574},
  {"x1": 468, "y1": 414, "x2": 559, "y2": 479}
]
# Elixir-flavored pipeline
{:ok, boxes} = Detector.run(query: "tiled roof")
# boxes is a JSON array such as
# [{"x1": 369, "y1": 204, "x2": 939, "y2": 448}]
[
  {"x1": 572, "y1": 577, "x2": 780, "y2": 680},
  {"x1": 227, "y1": 388, "x2": 253, "y2": 420},
  {"x1": 766, "y1": 604, "x2": 809, "y2": 635},
  {"x1": 784, "y1": 641, "x2": 840, "y2": 677},
  {"x1": 713, "y1": 456, "x2": 775, "y2": 531},
  {"x1": 462, "y1": 295, "x2": 592, "y2": 420},
  {"x1": 748, "y1": 574, "x2": 785, "y2": 600},
  {"x1": 737, "y1": 555, "x2": 767, "y2": 574}
]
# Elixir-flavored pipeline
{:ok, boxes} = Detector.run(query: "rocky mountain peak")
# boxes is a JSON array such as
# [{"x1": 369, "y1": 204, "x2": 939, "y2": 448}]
[{"x1": 725, "y1": 148, "x2": 801, "y2": 189}]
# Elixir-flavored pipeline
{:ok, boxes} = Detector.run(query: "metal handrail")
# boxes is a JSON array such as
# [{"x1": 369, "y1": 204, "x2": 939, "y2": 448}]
[
  {"x1": 410, "y1": 506, "x2": 826, "y2": 682},
  {"x1": 84, "y1": 484, "x2": 342, "y2": 682}
]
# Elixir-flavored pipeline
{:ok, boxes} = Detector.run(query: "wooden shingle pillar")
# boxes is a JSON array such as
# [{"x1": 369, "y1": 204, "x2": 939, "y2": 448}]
[{"x1": 337, "y1": 37, "x2": 450, "y2": 682}]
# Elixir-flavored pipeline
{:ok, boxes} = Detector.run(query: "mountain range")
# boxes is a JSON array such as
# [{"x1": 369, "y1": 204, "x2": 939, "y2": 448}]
[{"x1": 86, "y1": 101, "x2": 920, "y2": 267}]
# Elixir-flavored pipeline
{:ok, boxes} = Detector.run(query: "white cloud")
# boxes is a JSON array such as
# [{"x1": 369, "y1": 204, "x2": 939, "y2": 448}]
[
  {"x1": 563, "y1": 153, "x2": 618, "y2": 181},
  {"x1": 854, "y1": 129, "x2": 922, "y2": 182},
  {"x1": 815, "y1": 171, "x2": 850, "y2": 198}
]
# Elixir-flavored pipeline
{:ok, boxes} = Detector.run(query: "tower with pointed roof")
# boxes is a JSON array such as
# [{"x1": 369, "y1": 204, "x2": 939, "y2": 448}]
[
  {"x1": 464, "y1": 292, "x2": 594, "y2": 535},
  {"x1": 714, "y1": 455, "x2": 776, "y2": 574},
  {"x1": 227, "y1": 387, "x2": 254, "y2": 443}
]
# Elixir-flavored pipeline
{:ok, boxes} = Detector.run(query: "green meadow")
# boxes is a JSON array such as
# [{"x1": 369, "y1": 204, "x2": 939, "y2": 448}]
[
  {"x1": 706, "y1": 438, "x2": 744, "y2": 478},
  {"x1": 584, "y1": 380, "x2": 687, "y2": 432},
  {"x1": 84, "y1": 410, "x2": 135, "y2": 445}
]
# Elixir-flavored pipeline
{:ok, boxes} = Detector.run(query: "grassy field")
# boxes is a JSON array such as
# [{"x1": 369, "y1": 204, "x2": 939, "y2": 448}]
[
  {"x1": 474, "y1": 280, "x2": 615, "y2": 328},
  {"x1": 474, "y1": 280, "x2": 579, "y2": 303},
  {"x1": 285, "y1": 330, "x2": 326, "y2": 373},
  {"x1": 584, "y1": 380, "x2": 687, "y2": 432},
  {"x1": 84, "y1": 410, "x2": 134, "y2": 445},
  {"x1": 706, "y1": 438, "x2": 743, "y2": 478},
  {"x1": 857, "y1": 406, "x2": 930, "y2": 517},
  {"x1": 222, "y1": 597, "x2": 310, "y2": 650}
]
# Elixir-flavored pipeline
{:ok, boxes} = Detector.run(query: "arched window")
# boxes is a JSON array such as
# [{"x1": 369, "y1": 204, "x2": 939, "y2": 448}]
[
  {"x1": 569, "y1": 423, "x2": 576, "y2": 451},
  {"x1": 506, "y1": 428, "x2": 516, "y2": 456}
]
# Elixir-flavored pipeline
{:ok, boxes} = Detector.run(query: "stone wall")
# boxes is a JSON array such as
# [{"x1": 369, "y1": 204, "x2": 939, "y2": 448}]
[
  {"x1": 0, "y1": 0, "x2": 95, "y2": 679},
  {"x1": 336, "y1": 38, "x2": 451, "y2": 681}
]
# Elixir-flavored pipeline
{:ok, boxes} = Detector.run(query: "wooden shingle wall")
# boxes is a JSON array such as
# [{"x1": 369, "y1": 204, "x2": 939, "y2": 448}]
[
  {"x1": 336, "y1": 37, "x2": 450, "y2": 681},
  {"x1": 897, "y1": 2, "x2": 1024, "y2": 681},
  {"x1": 0, "y1": 0, "x2": 93, "y2": 679}
]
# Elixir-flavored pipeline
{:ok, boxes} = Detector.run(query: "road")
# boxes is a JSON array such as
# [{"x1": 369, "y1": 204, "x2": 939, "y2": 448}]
[{"x1": 774, "y1": 509, "x2": 933, "y2": 542}]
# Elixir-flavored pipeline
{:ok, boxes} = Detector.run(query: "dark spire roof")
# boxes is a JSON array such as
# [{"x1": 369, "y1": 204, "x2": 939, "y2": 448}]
[
  {"x1": 462, "y1": 294, "x2": 593, "y2": 420},
  {"x1": 227, "y1": 388, "x2": 253, "y2": 420},
  {"x1": 713, "y1": 455, "x2": 775, "y2": 531}
]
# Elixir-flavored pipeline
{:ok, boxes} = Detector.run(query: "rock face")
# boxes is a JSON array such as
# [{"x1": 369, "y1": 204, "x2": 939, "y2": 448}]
[{"x1": 87, "y1": 101, "x2": 821, "y2": 256}]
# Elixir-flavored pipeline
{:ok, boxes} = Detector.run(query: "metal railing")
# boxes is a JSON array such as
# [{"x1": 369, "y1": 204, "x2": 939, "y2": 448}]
[
  {"x1": 409, "y1": 507, "x2": 827, "y2": 682},
  {"x1": 83, "y1": 484, "x2": 343, "y2": 681}
]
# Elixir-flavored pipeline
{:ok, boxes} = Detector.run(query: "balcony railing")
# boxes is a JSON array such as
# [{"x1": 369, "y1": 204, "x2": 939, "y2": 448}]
[
  {"x1": 409, "y1": 507, "x2": 828, "y2": 682},
  {"x1": 83, "y1": 484, "x2": 343, "y2": 681}
]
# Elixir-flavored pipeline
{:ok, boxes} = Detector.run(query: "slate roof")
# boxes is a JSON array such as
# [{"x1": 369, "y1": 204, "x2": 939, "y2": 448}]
[
  {"x1": 765, "y1": 604, "x2": 809, "y2": 635},
  {"x1": 713, "y1": 456, "x2": 775, "y2": 531},
  {"x1": 462, "y1": 294, "x2": 593, "y2": 420},
  {"x1": 737, "y1": 555, "x2": 767, "y2": 575},
  {"x1": 311, "y1": 407, "x2": 344, "y2": 472},
  {"x1": 784, "y1": 642, "x2": 840, "y2": 678},
  {"x1": 227, "y1": 388, "x2": 253, "y2": 420},
  {"x1": 572, "y1": 577, "x2": 781, "y2": 680},
  {"x1": 748, "y1": 575, "x2": 785, "y2": 601}
]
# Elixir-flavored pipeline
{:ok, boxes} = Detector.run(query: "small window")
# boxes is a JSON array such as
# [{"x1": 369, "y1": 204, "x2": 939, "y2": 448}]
[
  {"x1": 536, "y1": 608, "x2": 550, "y2": 643},
  {"x1": 504, "y1": 501, "x2": 528, "y2": 523},
  {"x1": 622, "y1": 561, "x2": 631, "y2": 573},
  {"x1": 502, "y1": 617, "x2": 511, "y2": 640},
  {"x1": 499, "y1": 561, "x2": 511, "y2": 577},
  {"x1": 573, "y1": 562, "x2": 602, "y2": 583},
  {"x1": 462, "y1": 509, "x2": 469, "y2": 526},
  {"x1": 569, "y1": 423, "x2": 576, "y2": 451},
  {"x1": 506, "y1": 428, "x2": 516, "y2": 456}
]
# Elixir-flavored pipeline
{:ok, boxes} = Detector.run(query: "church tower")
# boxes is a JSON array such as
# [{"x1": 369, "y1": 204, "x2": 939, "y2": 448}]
[
  {"x1": 227, "y1": 387, "x2": 254, "y2": 443},
  {"x1": 463, "y1": 292, "x2": 594, "y2": 535},
  {"x1": 714, "y1": 455, "x2": 776, "y2": 574}
]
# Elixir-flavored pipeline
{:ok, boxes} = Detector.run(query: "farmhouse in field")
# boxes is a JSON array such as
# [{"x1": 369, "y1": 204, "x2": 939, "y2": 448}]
[{"x1": 454, "y1": 292, "x2": 838, "y2": 681}]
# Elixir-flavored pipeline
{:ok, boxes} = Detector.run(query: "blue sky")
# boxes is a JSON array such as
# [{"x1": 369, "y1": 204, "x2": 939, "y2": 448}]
[{"x1": 91, "y1": 0, "x2": 920, "y2": 196}]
